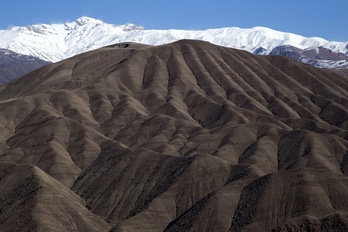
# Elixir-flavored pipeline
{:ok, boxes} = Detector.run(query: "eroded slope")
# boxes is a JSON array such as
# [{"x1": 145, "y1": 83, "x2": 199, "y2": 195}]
[{"x1": 0, "y1": 40, "x2": 347, "y2": 231}]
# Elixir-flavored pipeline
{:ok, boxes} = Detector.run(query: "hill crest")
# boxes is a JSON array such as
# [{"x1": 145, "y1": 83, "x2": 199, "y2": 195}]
[{"x1": 0, "y1": 40, "x2": 348, "y2": 231}]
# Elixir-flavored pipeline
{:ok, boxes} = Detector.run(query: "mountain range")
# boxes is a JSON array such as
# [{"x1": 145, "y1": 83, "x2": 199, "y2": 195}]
[
  {"x1": 0, "y1": 17, "x2": 347, "y2": 69},
  {"x1": 0, "y1": 49, "x2": 50, "y2": 84},
  {"x1": 0, "y1": 40, "x2": 348, "y2": 231}
]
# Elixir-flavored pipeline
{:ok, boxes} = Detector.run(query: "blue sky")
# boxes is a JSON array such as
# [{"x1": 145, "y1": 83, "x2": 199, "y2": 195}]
[{"x1": 2, "y1": 0, "x2": 347, "y2": 41}]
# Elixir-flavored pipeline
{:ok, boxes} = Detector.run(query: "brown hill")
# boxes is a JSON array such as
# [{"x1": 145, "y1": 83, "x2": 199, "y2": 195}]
[
  {"x1": 0, "y1": 162, "x2": 111, "y2": 231},
  {"x1": 0, "y1": 40, "x2": 348, "y2": 231}
]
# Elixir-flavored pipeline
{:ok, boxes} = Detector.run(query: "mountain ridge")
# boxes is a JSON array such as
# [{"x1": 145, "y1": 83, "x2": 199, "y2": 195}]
[
  {"x1": 0, "y1": 17, "x2": 347, "y2": 69},
  {"x1": 0, "y1": 49, "x2": 50, "y2": 84},
  {"x1": 0, "y1": 40, "x2": 348, "y2": 231},
  {"x1": 269, "y1": 45, "x2": 348, "y2": 69}
]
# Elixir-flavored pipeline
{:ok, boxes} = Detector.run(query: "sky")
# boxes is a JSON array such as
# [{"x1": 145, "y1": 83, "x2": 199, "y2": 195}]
[{"x1": 2, "y1": 0, "x2": 347, "y2": 41}]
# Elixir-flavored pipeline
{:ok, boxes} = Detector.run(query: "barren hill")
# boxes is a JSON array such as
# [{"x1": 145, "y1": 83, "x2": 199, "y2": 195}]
[{"x1": 0, "y1": 40, "x2": 348, "y2": 231}]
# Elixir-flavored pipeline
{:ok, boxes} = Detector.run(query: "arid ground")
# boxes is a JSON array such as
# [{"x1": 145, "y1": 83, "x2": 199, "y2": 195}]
[{"x1": 0, "y1": 40, "x2": 348, "y2": 231}]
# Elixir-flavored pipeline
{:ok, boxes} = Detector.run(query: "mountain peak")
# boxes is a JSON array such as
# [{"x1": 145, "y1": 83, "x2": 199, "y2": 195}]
[
  {"x1": 0, "y1": 18, "x2": 347, "y2": 68},
  {"x1": 119, "y1": 23, "x2": 144, "y2": 31},
  {"x1": 75, "y1": 16, "x2": 104, "y2": 26},
  {"x1": 73, "y1": 17, "x2": 143, "y2": 31}
]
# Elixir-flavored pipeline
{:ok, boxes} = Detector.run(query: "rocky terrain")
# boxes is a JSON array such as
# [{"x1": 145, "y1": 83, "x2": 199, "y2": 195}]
[
  {"x1": 269, "y1": 45, "x2": 348, "y2": 69},
  {"x1": 0, "y1": 49, "x2": 50, "y2": 84},
  {"x1": 0, "y1": 40, "x2": 347, "y2": 231},
  {"x1": 1, "y1": 17, "x2": 347, "y2": 69}
]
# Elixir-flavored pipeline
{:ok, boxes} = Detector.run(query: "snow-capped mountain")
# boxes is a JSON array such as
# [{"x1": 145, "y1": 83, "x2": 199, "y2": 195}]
[
  {"x1": 0, "y1": 49, "x2": 50, "y2": 84},
  {"x1": 0, "y1": 17, "x2": 347, "y2": 68},
  {"x1": 269, "y1": 45, "x2": 348, "y2": 69}
]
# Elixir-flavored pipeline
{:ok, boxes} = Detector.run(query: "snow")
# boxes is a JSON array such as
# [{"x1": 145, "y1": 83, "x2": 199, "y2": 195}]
[
  {"x1": 0, "y1": 48, "x2": 45, "y2": 61},
  {"x1": 0, "y1": 16, "x2": 347, "y2": 69},
  {"x1": 315, "y1": 60, "x2": 348, "y2": 69}
]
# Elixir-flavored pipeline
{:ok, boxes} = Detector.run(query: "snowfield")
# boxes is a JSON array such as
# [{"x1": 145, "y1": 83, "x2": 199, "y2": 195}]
[{"x1": 0, "y1": 17, "x2": 347, "y2": 68}]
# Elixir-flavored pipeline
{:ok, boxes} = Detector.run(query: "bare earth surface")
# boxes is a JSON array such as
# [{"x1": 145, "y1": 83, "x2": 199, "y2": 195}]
[{"x1": 0, "y1": 40, "x2": 348, "y2": 231}]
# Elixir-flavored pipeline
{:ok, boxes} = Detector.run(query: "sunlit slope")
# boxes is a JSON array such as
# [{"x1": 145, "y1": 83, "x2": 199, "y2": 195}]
[{"x1": 0, "y1": 40, "x2": 347, "y2": 231}]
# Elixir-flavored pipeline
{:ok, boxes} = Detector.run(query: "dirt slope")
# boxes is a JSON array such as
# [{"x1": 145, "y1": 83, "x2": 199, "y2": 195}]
[{"x1": 0, "y1": 40, "x2": 347, "y2": 231}]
